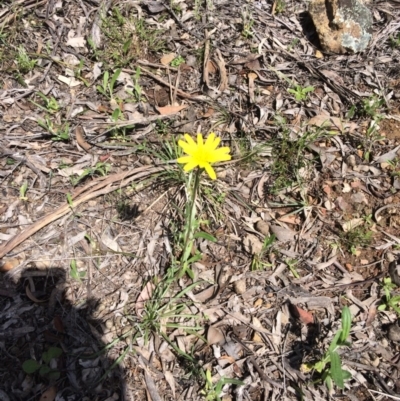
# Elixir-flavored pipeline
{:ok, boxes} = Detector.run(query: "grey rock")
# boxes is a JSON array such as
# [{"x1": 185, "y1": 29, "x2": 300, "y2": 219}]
[{"x1": 309, "y1": 0, "x2": 373, "y2": 54}]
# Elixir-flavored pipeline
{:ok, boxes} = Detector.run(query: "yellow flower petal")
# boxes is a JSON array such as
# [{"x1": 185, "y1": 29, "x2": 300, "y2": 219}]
[
  {"x1": 208, "y1": 148, "x2": 231, "y2": 162},
  {"x1": 178, "y1": 140, "x2": 196, "y2": 156},
  {"x1": 210, "y1": 136, "x2": 221, "y2": 150},
  {"x1": 196, "y1": 133, "x2": 204, "y2": 147},
  {"x1": 177, "y1": 156, "x2": 192, "y2": 164},
  {"x1": 183, "y1": 160, "x2": 198, "y2": 172},
  {"x1": 204, "y1": 163, "x2": 217, "y2": 180},
  {"x1": 205, "y1": 132, "x2": 216, "y2": 147},
  {"x1": 184, "y1": 134, "x2": 196, "y2": 147}
]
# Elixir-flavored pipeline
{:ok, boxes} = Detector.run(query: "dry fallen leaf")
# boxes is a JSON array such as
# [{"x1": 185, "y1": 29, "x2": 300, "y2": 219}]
[
  {"x1": 270, "y1": 225, "x2": 296, "y2": 242},
  {"x1": 160, "y1": 53, "x2": 176, "y2": 65},
  {"x1": 156, "y1": 104, "x2": 187, "y2": 115},
  {"x1": 39, "y1": 386, "x2": 57, "y2": 401},
  {"x1": 66, "y1": 36, "x2": 85, "y2": 47},
  {"x1": 243, "y1": 234, "x2": 263, "y2": 255},
  {"x1": 248, "y1": 72, "x2": 257, "y2": 104},
  {"x1": 57, "y1": 75, "x2": 81, "y2": 87},
  {"x1": 201, "y1": 107, "x2": 215, "y2": 118},
  {"x1": 289, "y1": 304, "x2": 314, "y2": 325},
  {"x1": 207, "y1": 326, "x2": 225, "y2": 346},
  {"x1": 315, "y1": 50, "x2": 324, "y2": 59},
  {"x1": 342, "y1": 218, "x2": 363, "y2": 233},
  {"x1": 0, "y1": 257, "x2": 20, "y2": 272}
]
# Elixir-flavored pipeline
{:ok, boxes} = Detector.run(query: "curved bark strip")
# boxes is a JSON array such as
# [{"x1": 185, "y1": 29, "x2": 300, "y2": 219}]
[{"x1": 0, "y1": 166, "x2": 163, "y2": 260}]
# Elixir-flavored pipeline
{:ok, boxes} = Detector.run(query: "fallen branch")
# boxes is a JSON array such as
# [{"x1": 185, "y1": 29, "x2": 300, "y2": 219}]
[{"x1": 0, "y1": 166, "x2": 163, "y2": 259}]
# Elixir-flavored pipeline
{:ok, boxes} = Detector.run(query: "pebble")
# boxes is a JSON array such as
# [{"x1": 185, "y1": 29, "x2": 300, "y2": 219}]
[
  {"x1": 347, "y1": 154, "x2": 356, "y2": 167},
  {"x1": 234, "y1": 279, "x2": 246, "y2": 295},
  {"x1": 387, "y1": 322, "x2": 400, "y2": 342},
  {"x1": 255, "y1": 220, "x2": 270, "y2": 236},
  {"x1": 105, "y1": 319, "x2": 114, "y2": 329}
]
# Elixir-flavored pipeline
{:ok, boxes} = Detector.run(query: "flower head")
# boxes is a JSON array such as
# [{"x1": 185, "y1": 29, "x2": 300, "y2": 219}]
[{"x1": 177, "y1": 133, "x2": 231, "y2": 180}]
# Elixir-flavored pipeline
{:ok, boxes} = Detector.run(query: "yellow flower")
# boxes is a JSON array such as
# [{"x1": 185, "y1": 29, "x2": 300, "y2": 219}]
[{"x1": 177, "y1": 133, "x2": 231, "y2": 180}]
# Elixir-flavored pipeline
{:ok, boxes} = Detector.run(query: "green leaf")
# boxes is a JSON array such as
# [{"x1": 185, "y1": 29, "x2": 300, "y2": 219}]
[
  {"x1": 66, "y1": 193, "x2": 73, "y2": 207},
  {"x1": 103, "y1": 71, "x2": 109, "y2": 92},
  {"x1": 39, "y1": 365, "x2": 51, "y2": 376},
  {"x1": 96, "y1": 85, "x2": 106, "y2": 96},
  {"x1": 187, "y1": 253, "x2": 202, "y2": 264},
  {"x1": 340, "y1": 306, "x2": 351, "y2": 344},
  {"x1": 193, "y1": 231, "x2": 217, "y2": 242},
  {"x1": 328, "y1": 330, "x2": 342, "y2": 353},
  {"x1": 22, "y1": 359, "x2": 41, "y2": 374},
  {"x1": 19, "y1": 182, "x2": 28, "y2": 200},
  {"x1": 324, "y1": 374, "x2": 333, "y2": 392},
  {"x1": 112, "y1": 107, "x2": 121, "y2": 122},
  {"x1": 123, "y1": 38, "x2": 133, "y2": 54},
  {"x1": 42, "y1": 347, "x2": 62, "y2": 364},
  {"x1": 110, "y1": 68, "x2": 122, "y2": 93},
  {"x1": 70, "y1": 260, "x2": 81, "y2": 282},
  {"x1": 342, "y1": 369, "x2": 352, "y2": 380},
  {"x1": 329, "y1": 351, "x2": 344, "y2": 389},
  {"x1": 314, "y1": 360, "x2": 325, "y2": 373},
  {"x1": 378, "y1": 304, "x2": 387, "y2": 311}
]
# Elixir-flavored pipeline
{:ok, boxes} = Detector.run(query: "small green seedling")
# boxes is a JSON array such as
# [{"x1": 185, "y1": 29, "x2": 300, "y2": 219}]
[
  {"x1": 22, "y1": 347, "x2": 63, "y2": 381},
  {"x1": 70, "y1": 162, "x2": 111, "y2": 186},
  {"x1": 361, "y1": 95, "x2": 384, "y2": 118},
  {"x1": 288, "y1": 84, "x2": 314, "y2": 102},
  {"x1": 241, "y1": 8, "x2": 254, "y2": 38},
  {"x1": 251, "y1": 234, "x2": 275, "y2": 271},
  {"x1": 37, "y1": 118, "x2": 70, "y2": 141},
  {"x1": 31, "y1": 92, "x2": 60, "y2": 113},
  {"x1": 66, "y1": 193, "x2": 74, "y2": 208},
  {"x1": 97, "y1": 68, "x2": 121, "y2": 99},
  {"x1": 19, "y1": 182, "x2": 28, "y2": 201},
  {"x1": 16, "y1": 45, "x2": 36, "y2": 73},
  {"x1": 274, "y1": 0, "x2": 286, "y2": 14},
  {"x1": 200, "y1": 369, "x2": 243, "y2": 401},
  {"x1": 171, "y1": 55, "x2": 185, "y2": 67},
  {"x1": 70, "y1": 259, "x2": 86, "y2": 282},
  {"x1": 390, "y1": 34, "x2": 400, "y2": 48},
  {"x1": 378, "y1": 277, "x2": 400, "y2": 314},
  {"x1": 285, "y1": 258, "x2": 300, "y2": 278},
  {"x1": 125, "y1": 67, "x2": 143, "y2": 102},
  {"x1": 311, "y1": 306, "x2": 352, "y2": 390},
  {"x1": 111, "y1": 107, "x2": 122, "y2": 123}
]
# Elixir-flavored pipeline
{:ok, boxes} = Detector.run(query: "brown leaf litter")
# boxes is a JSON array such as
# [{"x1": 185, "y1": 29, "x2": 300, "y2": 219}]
[{"x1": 1, "y1": 0, "x2": 400, "y2": 400}]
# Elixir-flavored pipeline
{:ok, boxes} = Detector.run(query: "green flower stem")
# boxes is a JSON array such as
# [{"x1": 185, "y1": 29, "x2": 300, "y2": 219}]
[{"x1": 179, "y1": 168, "x2": 201, "y2": 278}]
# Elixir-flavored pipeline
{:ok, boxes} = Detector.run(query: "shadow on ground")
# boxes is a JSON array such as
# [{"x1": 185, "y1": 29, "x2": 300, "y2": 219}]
[{"x1": 0, "y1": 266, "x2": 128, "y2": 401}]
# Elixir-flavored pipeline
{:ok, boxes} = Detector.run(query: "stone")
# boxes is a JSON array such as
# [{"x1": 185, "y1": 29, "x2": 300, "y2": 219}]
[
  {"x1": 387, "y1": 321, "x2": 400, "y2": 342},
  {"x1": 309, "y1": 0, "x2": 373, "y2": 54}
]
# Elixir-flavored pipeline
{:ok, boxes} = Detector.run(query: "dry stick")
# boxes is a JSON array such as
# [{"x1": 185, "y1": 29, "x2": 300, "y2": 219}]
[
  {"x1": 203, "y1": 29, "x2": 212, "y2": 88},
  {"x1": 167, "y1": 67, "x2": 173, "y2": 105},
  {"x1": 137, "y1": 59, "x2": 178, "y2": 71},
  {"x1": 126, "y1": 66, "x2": 208, "y2": 103},
  {"x1": 0, "y1": 166, "x2": 163, "y2": 259}
]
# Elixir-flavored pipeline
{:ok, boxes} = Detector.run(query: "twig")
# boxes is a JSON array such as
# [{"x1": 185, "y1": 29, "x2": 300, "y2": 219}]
[
  {"x1": 162, "y1": 2, "x2": 203, "y2": 39},
  {"x1": 124, "y1": 67, "x2": 208, "y2": 103}
]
